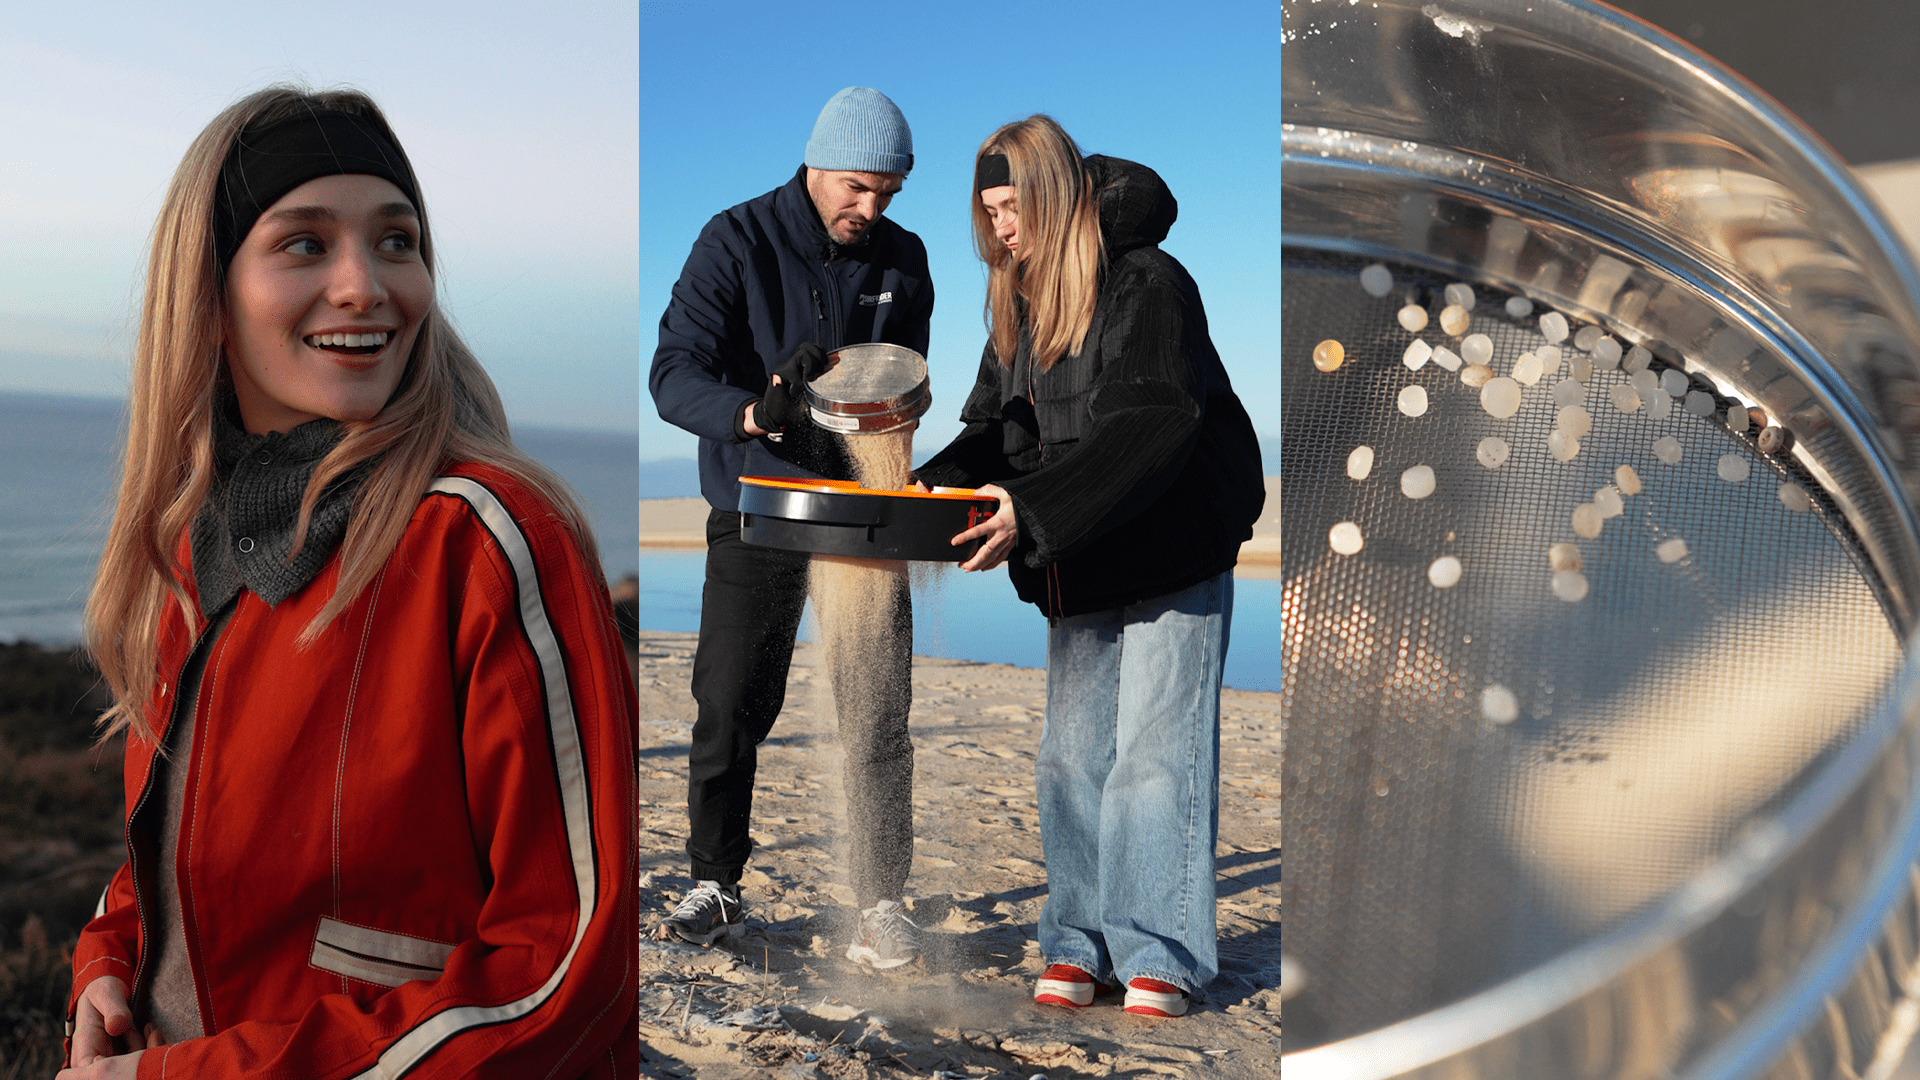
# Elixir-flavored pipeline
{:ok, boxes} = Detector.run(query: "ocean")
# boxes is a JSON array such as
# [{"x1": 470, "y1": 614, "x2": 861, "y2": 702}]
[{"x1": 0, "y1": 390, "x2": 639, "y2": 646}]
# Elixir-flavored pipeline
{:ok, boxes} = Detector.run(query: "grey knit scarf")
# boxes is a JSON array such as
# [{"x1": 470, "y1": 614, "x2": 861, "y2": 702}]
[{"x1": 189, "y1": 403, "x2": 372, "y2": 616}]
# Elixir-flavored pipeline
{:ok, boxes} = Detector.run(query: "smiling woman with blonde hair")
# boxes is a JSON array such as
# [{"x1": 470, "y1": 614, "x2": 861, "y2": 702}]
[
  {"x1": 62, "y1": 85, "x2": 636, "y2": 1079},
  {"x1": 916, "y1": 114, "x2": 1265, "y2": 1019}
]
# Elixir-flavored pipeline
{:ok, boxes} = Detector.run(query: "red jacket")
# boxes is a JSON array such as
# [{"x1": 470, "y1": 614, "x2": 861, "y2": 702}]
[{"x1": 69, "y1": 464, "x2": 638, "y2": 1078}]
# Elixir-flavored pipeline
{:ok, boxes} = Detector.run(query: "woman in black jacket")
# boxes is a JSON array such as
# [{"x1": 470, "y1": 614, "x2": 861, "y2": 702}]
[{"x1": 914, "y1": 115, "x2": 1263, "y2": 1017}]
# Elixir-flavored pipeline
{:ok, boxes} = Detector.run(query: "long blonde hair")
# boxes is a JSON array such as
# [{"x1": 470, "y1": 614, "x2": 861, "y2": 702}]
[
  {"x1": 972, "y1": 115, "x2": 1104, "y2": 370},
  {"x1": 86, "y1": 85, "x2": 601, "y2": 745}
]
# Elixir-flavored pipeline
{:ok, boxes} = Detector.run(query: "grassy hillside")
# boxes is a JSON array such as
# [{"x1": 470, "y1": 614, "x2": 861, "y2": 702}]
[{"x1": 0, "y1": 642, "x2": 123, "y2": 1074}]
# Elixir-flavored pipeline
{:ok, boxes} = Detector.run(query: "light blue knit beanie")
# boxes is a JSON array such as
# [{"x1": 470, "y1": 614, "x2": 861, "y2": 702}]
[{"x1": 805, "y1": 87, "x2": 913, "y2": 175}]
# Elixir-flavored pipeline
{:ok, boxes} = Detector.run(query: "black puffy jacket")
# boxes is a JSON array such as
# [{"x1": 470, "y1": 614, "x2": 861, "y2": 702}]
[{"x1": 915, "y1": 156, "x2": 1264, "y2": 617}]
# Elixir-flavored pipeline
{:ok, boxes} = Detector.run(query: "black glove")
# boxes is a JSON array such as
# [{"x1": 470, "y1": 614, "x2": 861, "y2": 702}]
[{"x1": 756, "y1": 343, "x2": 830, "y2": 432}]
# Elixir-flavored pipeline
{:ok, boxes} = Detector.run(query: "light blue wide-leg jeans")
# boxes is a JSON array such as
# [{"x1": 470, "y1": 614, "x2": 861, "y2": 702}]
[{"x1": 1034, "y1": 570, "x2": 1232, "y2": 996}]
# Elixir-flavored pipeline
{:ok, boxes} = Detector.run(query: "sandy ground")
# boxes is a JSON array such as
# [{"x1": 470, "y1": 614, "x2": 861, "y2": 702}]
[{"x1": 632, "y1": 629, "x2": 1284, "y2": 1079}]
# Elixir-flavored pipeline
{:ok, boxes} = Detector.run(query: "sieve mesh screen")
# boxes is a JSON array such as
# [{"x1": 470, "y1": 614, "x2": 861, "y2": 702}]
[
  {"x1": 810, "y1": 345, "x2": 927, "y2": 405},
  {"x1": 1279, "y1": 247, "x2": 1904, "y2": 1049}
]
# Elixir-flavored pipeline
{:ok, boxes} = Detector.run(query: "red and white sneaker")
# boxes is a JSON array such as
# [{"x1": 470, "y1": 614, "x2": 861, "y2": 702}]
[
  {"x1": 1123, "y1": 977, "x2": 1190, "y2": 1017},
  {"x1": 1034, "y1": 964, "x2": 1113, "y2": 1008}
]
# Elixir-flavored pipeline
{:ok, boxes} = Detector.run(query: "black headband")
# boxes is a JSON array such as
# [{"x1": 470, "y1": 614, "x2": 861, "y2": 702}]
[
  {"x1": 213, "y1": 109, "x2": 421, "y2": 270},
  {"x1": 974, "y1": 153, "x2": 1010, "y2": 193}
]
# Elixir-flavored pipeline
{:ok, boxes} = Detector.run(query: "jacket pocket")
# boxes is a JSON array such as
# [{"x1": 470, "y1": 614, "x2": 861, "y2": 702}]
[{"x1": 309, "y1": 916, "x2": 457, "y2": 989}]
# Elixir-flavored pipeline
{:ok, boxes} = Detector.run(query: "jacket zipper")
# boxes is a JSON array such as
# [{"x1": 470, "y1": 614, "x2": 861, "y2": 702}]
[
  {"x1": 811, "y1": 288, "x2": 828, "y2": 347},
  {"x1": 819, "y1": 256, "x2": 842, "y2": 349},
  {"x1": 124, "y1": 603, "x2": 228, "y2": 1007}
]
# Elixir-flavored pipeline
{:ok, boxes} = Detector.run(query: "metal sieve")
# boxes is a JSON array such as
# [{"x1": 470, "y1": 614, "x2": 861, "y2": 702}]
[
  {"x1": 1282, "y1": 2, "x2": 1920, "y2": 1076},
  {"x1": 805, "y1": 343, "x2": 931, "y2": 434}
]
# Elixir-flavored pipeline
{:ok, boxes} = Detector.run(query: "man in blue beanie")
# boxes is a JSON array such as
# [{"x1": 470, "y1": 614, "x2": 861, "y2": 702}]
[{"x1": 649, "y1": 87, "x2": 933, "y2": 971}]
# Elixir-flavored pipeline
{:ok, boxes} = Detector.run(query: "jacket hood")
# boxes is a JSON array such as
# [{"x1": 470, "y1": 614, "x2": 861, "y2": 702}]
[{"x1": 1088, "y1": 155, "x2": 1176, "y2": 255}]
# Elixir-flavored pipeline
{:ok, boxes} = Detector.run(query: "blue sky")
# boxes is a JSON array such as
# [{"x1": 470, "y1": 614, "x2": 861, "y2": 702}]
[
  {"x1": 638, "y1": 2, "x2": 1283, "y2": 461},
  {"x1": 0, "y1": 2, "x2": 637, "y2": 433}
]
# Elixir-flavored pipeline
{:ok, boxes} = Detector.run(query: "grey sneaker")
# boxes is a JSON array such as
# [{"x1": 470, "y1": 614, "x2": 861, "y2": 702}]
[
  {"x1": 845, "y1": 899, "x2": 923, "y2": 970},
  {"x1": 654, "y1": 880, "x2": 744, "y2": 946}
]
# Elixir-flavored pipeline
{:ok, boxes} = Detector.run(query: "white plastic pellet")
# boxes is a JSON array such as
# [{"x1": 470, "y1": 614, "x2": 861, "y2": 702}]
[
  {"x1": 1592, "y1": 337, "x2": 1623, "y2": 369},
  {"x1": 1594, "y1": 485, "x2": 1624, "y2": 517},
  {"x1": 1360, "y1": 263, "x2": 1393, "y2": 297},
  {"x1": 1716, "y1": 454, "x2": 1750, "y2": 482},
  {"x1": 1428, "y1": 555, "x2": 1463, "y2": 588},
  {"x1": 1330, "y1": 521, "x2": 1365, "y2": 555},
  {"x1": 1281, "y1": 954, "x2": 1308, "y2": 1001},
  {"x1": 1461, "y1": 333, "x2": 1494, "y2": 366},
  {"x1": 1476, "y1": 436, "x2": 1511, "y2": 468},
  {"x1": 1779, "y1": 482, "x2": 1812, "y2": 512},
  {"x1": 1652, "y1": 435, "x2": 1684, "y2": 464},
  {"x1": 1572, "y1": 503, "x2": 1604, "y2": 538},
  {"x1": 1347, "y1": 445, "x2": 1375, "y2": 480},
  {"x1": 1445, "y1": 283, "x2": 1476, "y2": 309},
  {"x1": 1660, "y1": 369, "x2": 1689, "y2": 398},
  {"x1": 1539, "y1": 311, "x2": 1570, "y2": 343},
  {"x1": 1649, "y1": 392, "x2": 1673, "y2": 421},
  {"x1": 1727, "y1": 405, "x2": 1750, "y2": 433},
  {"x1": 1548, "y1": 429, "x2": 1581, "y2": 461},
  {"x1": 1505, "y1": 295, "x2": 1533, "y2": 318},
  {"x1": 1615, "y1": 464, "x2": 1642, "y2": 495},
  {"x1": 1623, "y1": 344, "x2": 1652, "y2": 373},
  {"x1": 1399, "y1": 385, "x2": 1430, "y2": 417},
  {"x1": 1460, "y1": 364, "x2": 1492, "y2": 388},
  {"x1": 1439, "y1": 304, "x2": 1470, "y2": 336},
  {"x1": 1551, "y1": 569, "x2": 1591, "y2": 602},
  {"x1": 1569, "y1": 356, "x2": 1593, "y2": 383},
  {"x1": 1398, "y1": 305, "x2": 1429, "y2": 333},
  {"x1": 1684, "y1": 390, "x2": 1716, "y2": 416},
  {"x1": 1481, "y1": 377, "x2": 1523, "y2": 418},
  {"x1": 1656, "y1": 537, "x2": 1688, "y2": 563},
  {"x1": 1401, "y1": 464, "x2": 1437, "y2": 499},
  {"x1": 1536, "y1": 345, "x2": 1563, "y2": 375},
  {"x1": 1629, "y1": 369, "x2": 1659, "y2": 398},
  {"x1": 1573, "y1": 324, "x2": 1603, "y2": 352},
  {"x1": 1609, "y1": 384, "x2": 1642, "y2": 413},
  {"x1": 1481, "y1": 684, "x2": 1520, "y2": 724},
  {"x1": 1548, "y1": 542, "x2": 1582, "y2": 572},
  {"x1": 1511, "y1": 353, "x2": 1544, "y2": 386},
  {"x1": 1553, "y1": 379, "x2": 1586, "y2": 407},
  {"x1": 1758, "y1": 426, "x2": 1787, "y2": 453},
  {"x1": 1557, "y1": 404, "x2": 1593, "y2": 438},
  {"x1": 1404, "y1": 339, "x2": 1433, "y2": 371},
  {"x1": 1432, "y1": 346, "x2": 1463, "y2": 372}
]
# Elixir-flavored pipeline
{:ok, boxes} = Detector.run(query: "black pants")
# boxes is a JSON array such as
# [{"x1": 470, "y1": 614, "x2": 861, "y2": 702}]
[{"x1": 685, "y1": 510, "x2": 914, "y2": 905}]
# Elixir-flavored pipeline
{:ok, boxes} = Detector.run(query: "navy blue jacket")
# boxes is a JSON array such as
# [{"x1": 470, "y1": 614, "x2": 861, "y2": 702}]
[
  {"x1": 915, "y1": 157, "x2": 1264, "y2": 617},
  {"x1": 650, "y1": 166, "x2": 934, "y2": 509}
]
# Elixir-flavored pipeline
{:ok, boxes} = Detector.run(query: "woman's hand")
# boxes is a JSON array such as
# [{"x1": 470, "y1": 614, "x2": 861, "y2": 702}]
[
  {"x1": 61, "y1": 975, "x2": 161, "y2": 1075},
  {"x1": 955, "y1": 484, "x2": 1017, "y2": 572}
]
